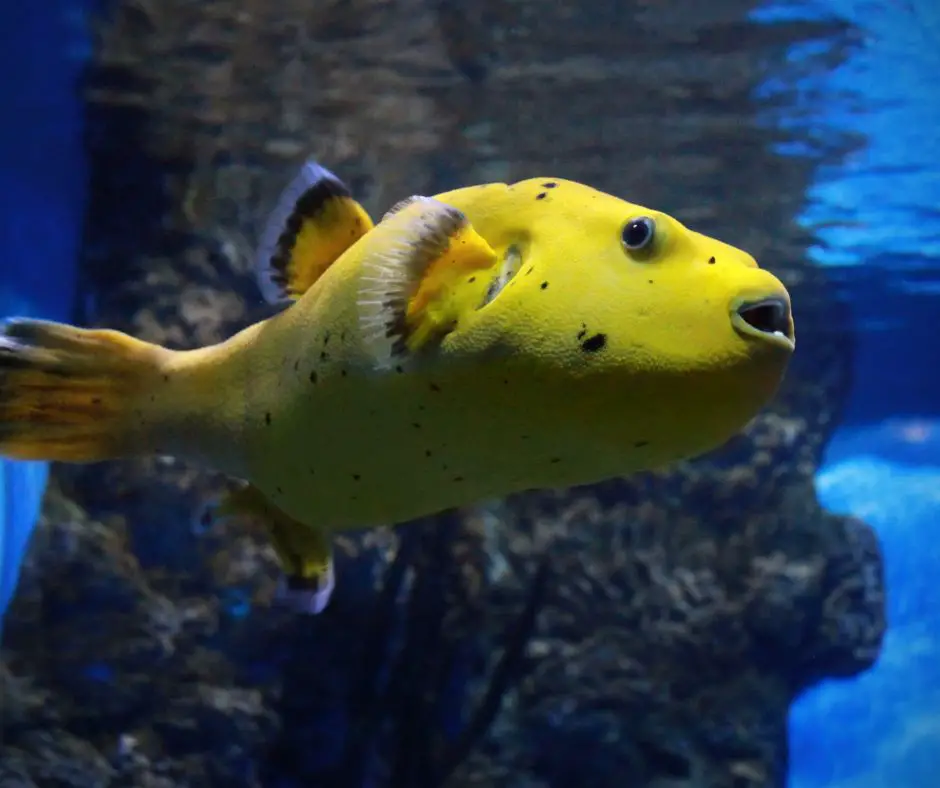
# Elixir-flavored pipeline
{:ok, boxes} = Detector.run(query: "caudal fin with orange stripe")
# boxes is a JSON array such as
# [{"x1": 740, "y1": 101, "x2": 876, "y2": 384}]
[{"x1": 0, "y1": 318, "x2": 170, "y2": 462}]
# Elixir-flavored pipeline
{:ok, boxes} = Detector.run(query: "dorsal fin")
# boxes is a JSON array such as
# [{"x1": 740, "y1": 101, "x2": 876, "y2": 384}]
[
  {"x1": 357, "y1": 197, "x2": 499, "y2": 369},
  {"x1": 255, "y1": 160, "x2": 375, "y2": 304},
  {"x1": 381, "y1": 195, "x2": 424, "y2": 220}
]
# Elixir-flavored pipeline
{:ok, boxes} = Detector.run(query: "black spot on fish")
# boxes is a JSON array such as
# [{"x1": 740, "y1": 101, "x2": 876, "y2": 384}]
[
  {"x1": 149, "y1": 394, "x2": 155, "y2": 403},
  {"x1": 521, "y1": 434, "x2": 529, "y2": 440},
  {"x1": 309, "y1": 370, "x2": 318, "y2": 384},
  {"x1": 540, "y1": 281, "x2": 549, "y2": 290},
  {"x1": 293, "y1": 360, "x2": 300, "y2": 371},
  {"x1": 536, "y1": 192, "x2": 547, "y2": 200},
  {"x1": 395, "y1": 365, "x2": 404, "y2": 374},
  {"x1": 453, "y1": 476, "x2": 464, "y2": 483},
  {"x1": 550, "y1": 457, "x2": 561, "y2": 464},
  {"x1": 542, "y1": 181, "x2": 558, "y2": 188},
  {"x1": 468, "y1": 275, "x2": 476, "y2": 283},
  {"x1": 634, "y1": 440, "x2": 650, "y2": 448},
  {"x1": 412, "y1": 422, "x2": 422, "y2": 429},
  {"x1": 265, "y1": 412, "x2": 272, "y2": 425},
  {"x1": 425, "y1": 449, "x2": 433, "y2": 457},
  {"x1": 708, "y1": 256, "x2": 716, "y2": 264},
  {"x1": 276, "y1": 486, "x2": 284, "y2": 494},
  {"x1": 341, "y1": 330, "x2": 347, "y2": 341},
  {"x1": 352, "y1": 474, "x2": 361, "y2": 481},
  {"x1": 162, "y1": 374, "x2": 170, "y2": 383},
  {"x1": 309, "y1": 467, "x2": 315, "y2": 475},
  {"x1": 91, "y1": 397, "x2": 101, "y2": 406},
  {"x1": 648, "y1": 279, "x2": 654, "y2": 284},
  {"x1": 580, "y1": 333, "x2": 607, "y2": 353},
  {"x1": 323, "y1": 331, "x2": 331, "y2": 346},
  {"x1": 429, "y1": 383, "x2": 441, "y2": 393},
  {"x1": 417, "y1": 405, "x2": 425, "y2": 412},
  {"x1": 341, "y1": 369, "x2": 348, "y2": 377}
]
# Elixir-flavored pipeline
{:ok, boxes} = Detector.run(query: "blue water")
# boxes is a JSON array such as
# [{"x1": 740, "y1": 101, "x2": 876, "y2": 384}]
[
  {"x1": 790, "y1": 423, "x2": 940, "y2": 787},
  {"x1": 753, "y1": 0, "x2": 940, "y2": 785},
  {"x1": 0, "y1": 2, "x2": 89, "y2": 620},
  {"x1": 754, "y1": 0, "x2": 940, "y2": 424}
]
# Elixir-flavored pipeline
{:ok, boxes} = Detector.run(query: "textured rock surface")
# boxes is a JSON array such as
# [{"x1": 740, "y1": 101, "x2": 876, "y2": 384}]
[
  {"x1": 1, "y1": 1, "x2": 884, "y2": 787},
  {"x1": 468, "y1": 476, "x2": 883, "y2": 786}
]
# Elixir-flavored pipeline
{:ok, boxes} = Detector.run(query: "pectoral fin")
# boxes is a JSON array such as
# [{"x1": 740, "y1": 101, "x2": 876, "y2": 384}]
[{"x1": 357, "y1": 196, "x2": 499, "y2": 369}]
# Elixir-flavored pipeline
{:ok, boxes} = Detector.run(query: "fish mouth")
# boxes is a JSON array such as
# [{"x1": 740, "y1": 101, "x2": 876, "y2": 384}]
[{"x1": 731, "y1": 296, "x2": 795, "y2": 351}]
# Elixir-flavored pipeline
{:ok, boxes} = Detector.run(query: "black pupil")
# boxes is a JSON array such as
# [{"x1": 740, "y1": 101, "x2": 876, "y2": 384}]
[{"x1": 624, "y1": 218, "x2": 653, "y2": 249}]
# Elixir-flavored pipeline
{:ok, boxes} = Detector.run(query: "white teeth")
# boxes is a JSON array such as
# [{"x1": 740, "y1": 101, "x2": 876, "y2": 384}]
[{"x1": 773, "y1": 330, "x2": 786, "y2": 338}]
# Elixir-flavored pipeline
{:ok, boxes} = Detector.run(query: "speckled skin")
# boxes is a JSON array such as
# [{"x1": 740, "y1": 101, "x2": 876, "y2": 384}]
[{"x1": 156, "y1": 177, "x2": 794, "y2": 531}]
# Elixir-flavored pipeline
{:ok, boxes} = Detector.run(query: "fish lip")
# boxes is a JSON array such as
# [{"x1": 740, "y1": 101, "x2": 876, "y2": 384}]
[{"x1": 731, "y1": 296, "x2": 796, "y2": 351}]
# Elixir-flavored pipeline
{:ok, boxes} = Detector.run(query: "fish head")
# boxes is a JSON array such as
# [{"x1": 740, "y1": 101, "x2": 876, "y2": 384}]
[{"x1": 443, "y1": 178, "x2": 796, "y2": 468}]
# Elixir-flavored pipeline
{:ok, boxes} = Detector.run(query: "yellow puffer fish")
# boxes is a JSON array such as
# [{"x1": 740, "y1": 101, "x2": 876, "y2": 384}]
[{"x1": 0, "y1": 161, "x2": 795, "y2": 613}]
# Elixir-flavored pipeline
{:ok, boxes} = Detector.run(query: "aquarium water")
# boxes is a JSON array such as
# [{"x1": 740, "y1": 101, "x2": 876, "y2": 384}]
[{"x1": 1, "y1": 0, "x2": 938, "y2": 785}]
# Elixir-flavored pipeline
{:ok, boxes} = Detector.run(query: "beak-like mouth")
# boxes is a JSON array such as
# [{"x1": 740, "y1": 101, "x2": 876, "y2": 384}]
[{"x1": 731, "y1": 296, "x2": 795, "y2": 351}]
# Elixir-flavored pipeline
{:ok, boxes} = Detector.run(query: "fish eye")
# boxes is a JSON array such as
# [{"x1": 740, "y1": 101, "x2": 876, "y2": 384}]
[{"x1": 621, "y1": 216, "x2": 656, "y2": 254}]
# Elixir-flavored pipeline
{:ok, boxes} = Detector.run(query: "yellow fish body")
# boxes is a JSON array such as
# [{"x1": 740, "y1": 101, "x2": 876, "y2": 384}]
[{"x1": 0, "y1": 162, "x2": 795, "y2": 613}]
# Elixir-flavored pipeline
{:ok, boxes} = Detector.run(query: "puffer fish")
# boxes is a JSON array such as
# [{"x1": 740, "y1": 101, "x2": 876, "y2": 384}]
[{"x1": 0, "y1": 161, "x2": 795, "y2": 614}]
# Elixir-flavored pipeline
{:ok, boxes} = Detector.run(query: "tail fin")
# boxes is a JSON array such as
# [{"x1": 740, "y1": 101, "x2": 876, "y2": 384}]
[{"x1": 0, "y1": 318, "x2": 170, "y2": 462}]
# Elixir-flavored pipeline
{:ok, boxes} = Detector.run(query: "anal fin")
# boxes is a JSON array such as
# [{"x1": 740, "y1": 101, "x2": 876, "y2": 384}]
[
  {"x1": 210, "y1": 484, "x2": 335, "y2": 615},
  {"x1": 255, "y1": 160, "x2": 375, "y2": 304}
]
